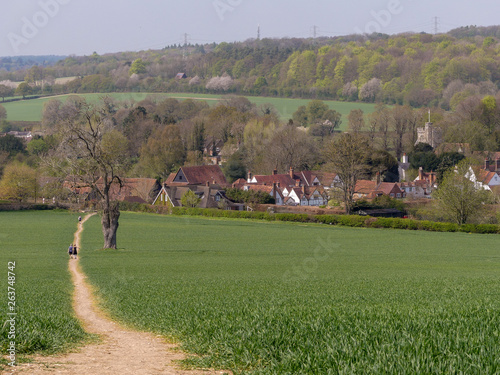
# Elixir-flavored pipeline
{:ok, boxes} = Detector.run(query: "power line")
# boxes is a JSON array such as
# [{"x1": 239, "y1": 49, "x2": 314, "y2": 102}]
[{"x1": 434, "y1": 17, "x2": 440, "y2": 34}]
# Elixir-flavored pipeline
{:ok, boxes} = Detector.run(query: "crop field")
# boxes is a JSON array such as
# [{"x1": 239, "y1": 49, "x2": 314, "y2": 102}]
[
  {"x1": 79, "y1": 212, "x2": 500, "y2": 374},
  {"x1": 2, "y1": 92, "x2": 376, "y2": 128},
  {"x1": 0, "y1": 211, "x2": 92, "y2": 366}
]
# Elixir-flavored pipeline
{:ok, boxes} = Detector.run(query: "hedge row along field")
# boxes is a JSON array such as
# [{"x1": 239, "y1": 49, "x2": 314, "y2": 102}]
[
  {"x1": 119, "y1": 203, "x2": 500, "y2": 235},
  {"x1": 0, "y1": 211, "x2": 92, "y2": 368},
  {"x1": 81, "y1": 212, "x2": 500, "y2": 374}
]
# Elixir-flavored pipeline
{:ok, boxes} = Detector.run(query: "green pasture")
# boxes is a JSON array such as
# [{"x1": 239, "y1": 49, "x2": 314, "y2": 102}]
[
  {"x1": 2, "y1": 93, "x2": 377, "y2": 128},
  {"x1": 79, "y1": 212, "x2": 500, "y2": 374},
  {"x1": 0, "y1": 211, "x2": 92, "y2": 366}
]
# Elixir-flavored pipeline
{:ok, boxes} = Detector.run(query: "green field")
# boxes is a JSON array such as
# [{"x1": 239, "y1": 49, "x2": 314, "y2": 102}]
[
  {"x1": 2, "y1": 93, "x2": 377, "y2": 128},
  {"x1": 77, "y1": 212, "x2": 500, "y2": 374},
  {"x1": 0, "y1": 211, "x2": 92, "y2": 366}
]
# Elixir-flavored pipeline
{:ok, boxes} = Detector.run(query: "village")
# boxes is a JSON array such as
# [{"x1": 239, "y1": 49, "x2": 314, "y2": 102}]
[{"x1": 42, "y1": 119, "x2": 499, "y2": 218}]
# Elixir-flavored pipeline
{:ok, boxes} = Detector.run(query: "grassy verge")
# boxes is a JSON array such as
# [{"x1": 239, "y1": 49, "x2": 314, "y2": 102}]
[
  {"x1": 81, "y1": 212, "x2": 500, "y2": 374},
  {"x1": 0, "y1": 211, "x2": 93, "y2": 368}
]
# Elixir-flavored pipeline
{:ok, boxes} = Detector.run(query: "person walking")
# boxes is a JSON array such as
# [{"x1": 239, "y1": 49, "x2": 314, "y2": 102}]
[
  {"x1": 68, "y1": 244, "x2": 73, "y2": 259},
  {"x1": 73, "y1": 244, "x2": 78, "y2": 260},
  {"x1": 78, "y1": 216, "x2": 82, "y2": 224}
]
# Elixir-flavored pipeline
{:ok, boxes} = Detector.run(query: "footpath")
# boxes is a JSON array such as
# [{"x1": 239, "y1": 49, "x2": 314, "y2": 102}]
[{"x1": 6, "y1": 213, "x2": 228, "y2": 375}]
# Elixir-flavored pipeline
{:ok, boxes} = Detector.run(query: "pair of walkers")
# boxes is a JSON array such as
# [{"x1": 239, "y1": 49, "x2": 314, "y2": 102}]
[{"x1": 68, "y1": 244, "x2": 78, "y2": 259}]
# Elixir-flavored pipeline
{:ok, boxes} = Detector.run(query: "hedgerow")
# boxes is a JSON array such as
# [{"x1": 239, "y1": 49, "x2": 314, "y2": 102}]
[{"x1": 119, "y1": 204, "x2": 500, "y2": 235}]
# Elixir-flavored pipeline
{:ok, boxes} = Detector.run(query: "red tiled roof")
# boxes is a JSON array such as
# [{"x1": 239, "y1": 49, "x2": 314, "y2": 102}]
[
  {"x1": 478, "y1": 170, "x2": 497, "y2": 185},
  {"x1": 376, "y1": 182, "x2": 402, "y2": 196},
  {"x1": 355, "y1": 180, "x2": 377, "y2": 194},
  {"x1": 252, "y1": 174, "x2": 297, "y2": 187},
  {"x1": 314, "y1": 172, "x2": 338, "y2": 186},
  {"x1": 168, "y1": 165, "x2": 227, "y2": 186}
]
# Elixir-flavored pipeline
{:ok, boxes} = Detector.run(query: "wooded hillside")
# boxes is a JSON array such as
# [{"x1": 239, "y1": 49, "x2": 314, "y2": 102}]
[{"x1": 2, "y1": 27, "x2": 500, "y2": 109}]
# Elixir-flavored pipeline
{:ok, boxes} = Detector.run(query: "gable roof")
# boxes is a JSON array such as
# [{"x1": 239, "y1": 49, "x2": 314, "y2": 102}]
[
  {"x1": 168, "y1": 165, "x2": 227, "y2": 186},
  {"x1": 478, "y1": 170, "x2": 498, "y2": 185},
  {"x1": 355, "y1": 180, "x2": 378, "y2": 194},
  {"x1": 314, "y1": 172, "x2": 339, "y2": 187},
  {"x1": 251, "y1": 174, "x2": 297, "y2": 187}
]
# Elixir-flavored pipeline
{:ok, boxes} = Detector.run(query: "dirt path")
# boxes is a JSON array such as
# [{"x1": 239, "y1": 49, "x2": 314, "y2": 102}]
[{"x1": 6, "y1": 213, "x2": 228, "y2": 375}]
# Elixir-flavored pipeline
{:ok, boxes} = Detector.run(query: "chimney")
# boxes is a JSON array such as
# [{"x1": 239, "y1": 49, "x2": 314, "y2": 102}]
[
  {"x1": 496, "y1": 158, "x2": 500, "y2": 171},
  {"x1": 272, "y1": 169, "x2": 278, "y2": 175},
  {"x1": 485, "y1": 159, "x2": 490, "y2": 171},
  {"x1": 206, "y1": 181, "x2": 210, "y2": 187},
  {"x1": 402, "y1": 153, "x2": 408, "y2": 164},
  {"x1": 295, "y1": 179, "x2": 300, "y2": 187},
  {"x1": 289, "y1": 167, "x2": 294, "y2": 179},
  {"x1": 247, "y1": 171, "x2": 253, "y2": 183},
  {"x1": 376, "y1": 171, "x2": 381, "y2": 185},
  {"x1": 418, "y1": 167, "x2": 423, "y2": 181}
]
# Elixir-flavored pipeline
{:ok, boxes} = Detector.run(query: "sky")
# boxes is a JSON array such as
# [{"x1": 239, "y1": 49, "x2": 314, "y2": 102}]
[{"x1": 1, "y1": 0, "x2": 500, "y2": 57}]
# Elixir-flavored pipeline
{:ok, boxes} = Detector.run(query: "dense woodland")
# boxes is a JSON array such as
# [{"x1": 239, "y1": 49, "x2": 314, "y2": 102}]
[{"x1": 3, "y1": 26, "x2": 500, "y2": 108}]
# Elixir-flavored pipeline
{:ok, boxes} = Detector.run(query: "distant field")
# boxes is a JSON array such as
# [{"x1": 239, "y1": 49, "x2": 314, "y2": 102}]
[
  {"x1": 80, "y1": 212, "x2": 500, "y2": 374},
  {"x1": 2, "y1": 92, "x2": 377, "y2": 128},
  {"x1": 0, "y1": 211, "x2": 92, "y2": 365}
]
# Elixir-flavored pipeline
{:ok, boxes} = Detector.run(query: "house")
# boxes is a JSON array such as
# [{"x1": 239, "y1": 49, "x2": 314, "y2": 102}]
[
  {"x1": 248, "y1": 168, "x2": 321, "y2": 188},
  {"x1": 354, "y1": 180, "x2": 378, "y2": 199},
  {"x1": 4, "y1": 131, "x2": 33, "y2": 142},
  {"x1": 399, "y1": 181, "x2": 431, "y2": 199},
  {"x1": 281, "y1": 186, "x2": 328, "y2": 206},
  {"x1": 241, "y1": 168, "x2": 328, "y2": 206},
  {"x1": 463, "y1": 159, "x2": 500, "y2": 191},
  {"x1": 175, "y1": 73, "x2": 187, "y2": 79},
  {"x1": 314, "y1": 172, "x2": 342, "y2": 189},
  {"x1": 243, "y1": 184, "x2": 285, "y2": 205},
  {"x1": 354, "y1": 180, "x2": 405, "y2": 199},
  {"x1": 415, "y1": 167, "x2": 437, "y2": 186},
  {"x1": 153, "y1": 184, "x2": 244, "y2": 210},
  {"x1": 165, "y1": 165, "x2": 227, "y2": 187}
]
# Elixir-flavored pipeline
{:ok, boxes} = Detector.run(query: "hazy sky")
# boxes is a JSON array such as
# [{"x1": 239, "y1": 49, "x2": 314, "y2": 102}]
[{"x1": 1, "y1": 0, "x2": 499, "y2": 57}]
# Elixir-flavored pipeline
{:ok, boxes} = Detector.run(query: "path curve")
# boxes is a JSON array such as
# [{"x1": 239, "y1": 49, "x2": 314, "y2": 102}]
[{"x1": 7, "y1": 213, "x2": 228, "y2": 375}]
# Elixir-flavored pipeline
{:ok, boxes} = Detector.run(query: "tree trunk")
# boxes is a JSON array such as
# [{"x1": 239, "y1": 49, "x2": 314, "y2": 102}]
[{"x1": 102, "y1": 202, "x2": 120, "y2": 249}]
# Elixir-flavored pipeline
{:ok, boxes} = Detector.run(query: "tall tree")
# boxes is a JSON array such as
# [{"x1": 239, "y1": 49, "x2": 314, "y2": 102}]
[
  {"x1": 347, "y1": 109, "x2": 365, "y2": 133},
  {"x1": 326, "y1": 133, "x2": 370, "y2": 214},
  {"x1": 0, "y1": 85, "x2": 13, "y2": 102},
  {"x1": 15, "y1": 82, "x2": 32, "y2": 99},
  {"x1": 138, "y1": 125, "x2": 186, "y2": 180},
  {"x1": 433, "y1": 159, "x2": 491, "y2": 225},
  {"x1": 47, "y1": 99, "x2": 129, "y2": 249},
  {"x1": 0, "y1": 163, "x2": 38, "y2": 202}
]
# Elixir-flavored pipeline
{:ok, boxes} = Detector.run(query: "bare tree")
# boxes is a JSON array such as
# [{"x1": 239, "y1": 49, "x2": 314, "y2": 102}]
[
  {"x1": 46, "y1": 99, "x2": 129, "y2": 249},
  {"x1": 391, "y1": 105, "x2": 413, "y2": 159},
  {"x1": 347, "y1": 109, "x2": 365, "y2": 133},
  {"x1": 265, "y1": 125, "x2": 317, "y2": 172},
  {"x1": 325, "y1": 133, "x2": 370, "y2": 214}
]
